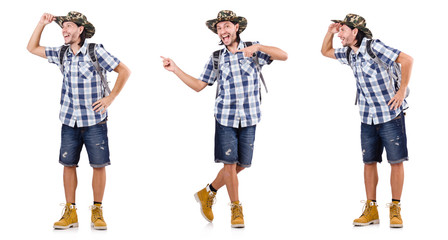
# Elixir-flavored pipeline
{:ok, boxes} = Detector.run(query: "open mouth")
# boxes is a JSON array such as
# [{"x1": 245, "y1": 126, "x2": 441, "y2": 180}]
[{"x1": 221, "y1": 34, "x2": 230, "y2": 42}]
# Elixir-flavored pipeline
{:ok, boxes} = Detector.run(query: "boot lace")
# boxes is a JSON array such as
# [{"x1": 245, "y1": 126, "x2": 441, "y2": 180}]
[
  {"x1": 359, "y1": 200, "x2": 375, "y2": 217},
  {"x1": 386, "y1": 202, "x2": 401, "y2": 218},
  {"x1": 206, "y1": 192, "x2": 217, "y2": 208},
  {"x1": 230, "y1": 203, "x2": 244, "y2": 219},
  {"x1": 90, "y1": 205, "x2": 104, "y2": 221},
  {"x1": 59, "y1": 203, "x2": 74, "y2": 220}
]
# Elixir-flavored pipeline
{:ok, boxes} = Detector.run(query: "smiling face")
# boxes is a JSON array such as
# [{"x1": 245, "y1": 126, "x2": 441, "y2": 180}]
[
  {"x1": 337, "y1": 25, "x2": 358, "y2": 47},
  {"x1": 62, "y1": 21, "x2": 84, "y2": 45},
  {"x1": 216, "y1": 21, "x2": 239, "y2": 46}
]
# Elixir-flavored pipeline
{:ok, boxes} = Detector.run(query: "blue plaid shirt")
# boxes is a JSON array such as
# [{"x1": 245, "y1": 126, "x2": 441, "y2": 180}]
[
  {"x1": 335, "y1": 38, "x2": 406, "y2": 125},
  {"x1": 199, "y1": 40, "x2": 272, "y2": 128},
  {"x1": 46, "y1": 41, "x2": 120, "y2": 127}
]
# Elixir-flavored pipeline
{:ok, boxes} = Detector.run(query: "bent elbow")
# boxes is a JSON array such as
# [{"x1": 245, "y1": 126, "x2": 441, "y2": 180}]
[{"x1": 27, "y1": 45, "x2": 35, "y2": 54}]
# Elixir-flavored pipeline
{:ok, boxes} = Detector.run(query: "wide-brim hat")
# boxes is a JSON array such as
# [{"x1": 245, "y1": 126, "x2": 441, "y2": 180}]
[
  {"x1": 332, "y1": 13, "x2": 372, "y2": 39},
  {"x1": 55, "y1": 11, "x2": 95, "y2": 38},
  {"x1": 206, "y1": 10, "x2": 247, "y2": 34}
]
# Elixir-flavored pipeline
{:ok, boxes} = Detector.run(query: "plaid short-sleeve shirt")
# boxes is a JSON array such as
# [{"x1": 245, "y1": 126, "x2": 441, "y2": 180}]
[
  {"x1": 46, "y1": 41, "x2": 120, "y2": 127},
  {"x1": 199, "y1": 40, "x2": 272, "y2": 128},
  {"x1": 335, "y1": 38, "x2": 406, "y2": 125}
]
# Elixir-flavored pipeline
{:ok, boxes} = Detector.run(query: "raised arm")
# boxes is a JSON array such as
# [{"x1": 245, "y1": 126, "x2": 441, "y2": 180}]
[
  {"x1": 27, "y1": 13, "x2": 55, "y2": 58},
  {"x1": 161, "y1": 56, "x2": 207, "y2": 92},
  {"x1": 321, "y1": 23, "x2": 341, "y2": 59}
]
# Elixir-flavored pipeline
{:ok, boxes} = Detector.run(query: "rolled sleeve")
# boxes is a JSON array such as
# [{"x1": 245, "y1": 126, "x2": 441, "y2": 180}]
[
  {"x1": 45, "y1": 46, "x2": 62, "y2": 66},
  {"x1": 334, "y1": 47, "x2": 349, "y2": 65},
  {"x1": 96, "y1": 44, "x2": 120, "y2": 72},
  {"x1": 371, "y1": 39, "x2": 401, "y2": 67},
  {"x1": 198, "y1": 56, "x2": 216, "y2": 86},
  {"x1": 253, "y1": 41, "x2": 272, "y2": 66}
]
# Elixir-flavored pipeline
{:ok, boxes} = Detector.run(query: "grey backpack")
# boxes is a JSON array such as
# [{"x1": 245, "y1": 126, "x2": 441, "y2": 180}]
[{"x1": 347, "y1": 39, "x2": 409, "y2": 105}]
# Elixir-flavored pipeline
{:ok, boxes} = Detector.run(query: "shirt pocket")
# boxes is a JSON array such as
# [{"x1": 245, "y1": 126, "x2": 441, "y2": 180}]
[
  {"x1": 78, "y1": 61, "x2": 94, "y2": 79},
  {"x1": 360, "y1": 58, "x2": 378, "y2": 78},
  {"x1": 220, "y1": 62, "x2": 231, "y2": 80},
  {"x1": 240, "y1": 58, "x2": 255, "y2": 76}
]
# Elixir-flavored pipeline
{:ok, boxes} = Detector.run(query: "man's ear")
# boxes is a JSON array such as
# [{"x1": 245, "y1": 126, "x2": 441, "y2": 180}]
[{"x1": 352, "y1": 28, "x2": 358, "y2": 37}]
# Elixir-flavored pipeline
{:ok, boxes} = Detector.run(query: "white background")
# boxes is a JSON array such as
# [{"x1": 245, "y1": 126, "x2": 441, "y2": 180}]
[{"x1": 1, "y1": 0, "x2": 447, "y2": 239}]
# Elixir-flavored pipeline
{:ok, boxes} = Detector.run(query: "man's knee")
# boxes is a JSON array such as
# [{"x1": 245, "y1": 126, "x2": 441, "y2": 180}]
[{"x1": 223, "y1": 164, "x2": 237, "y2": 176}]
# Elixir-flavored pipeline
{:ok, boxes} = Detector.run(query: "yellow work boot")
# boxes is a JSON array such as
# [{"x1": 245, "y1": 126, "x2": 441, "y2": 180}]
[
  {"x1": 53, "y1": 203, "x2": 78, "y2": 229},
  {"x1": 230, "y1": 201, "x2": 245, "y2": 228},
  {"x1": 353, "y1": 200, "x2": 380, "y2": 226},
  {"x1": 90, "y1": 204, "x2": 107, "y2": 230},
  {"x1": 194, "y1": 184, "x2": 216, "y2": 222},
  {"x1": 387, "y1": 201, "x2": 403, "y2": 228}
]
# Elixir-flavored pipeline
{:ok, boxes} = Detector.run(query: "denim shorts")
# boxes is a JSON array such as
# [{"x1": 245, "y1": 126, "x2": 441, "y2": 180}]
[
  {"x1": 214, "y1": 121, "x2": 256, "y2": 168},
  {"x1": 59, "y1": 119, "x2": 110, "y2": 168},
  {"x1": 361, "y1": 112, "x2": 408, "y2": 164}
]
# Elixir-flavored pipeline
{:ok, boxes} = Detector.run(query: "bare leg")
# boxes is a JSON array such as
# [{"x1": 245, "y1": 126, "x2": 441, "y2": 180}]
[
  {"x1": 63, "y1": 166, "x2": 77, "y2": 203},
  {"x1": 364, "y1": 163, "x2": 378, "y2": 200},
  {"x1": 211, "y1": 165, "x2": 245, "y2": 190},
  {"x1": 210, "y1": 164, "x2": 244, "y2": 202},
  {"x1": 390, "y1": 162, "x2": 404, "y2": 200},
  {"x1": 92, "y1": 167, "x2": 106, "y2": 202}
]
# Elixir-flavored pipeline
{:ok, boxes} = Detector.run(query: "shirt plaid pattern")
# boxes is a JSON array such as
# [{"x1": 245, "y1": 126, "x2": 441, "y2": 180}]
[
  {"x1": 199, "y1": 40, "x2": 272, "y2": 128},
  {"x1": 335, "y1": 38, "x2": 406, "y2": 125},
  {"x1": 46, "y1": 41, "x2": 120, "y2": 127}
]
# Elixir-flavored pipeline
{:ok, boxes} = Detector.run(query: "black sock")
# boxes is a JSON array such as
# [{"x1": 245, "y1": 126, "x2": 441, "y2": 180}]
[
  {"x1": 94, "y1": 201, "x2": 102, "y2": 205},
  {"x1": 392, "y1": 199, "x2": 400, "y2": 203},
  {"x1": 209, "y1": 184, "x2": 217, "y2": 193},
  {"x1": 71, "y1": 203, "x2": 76, "y2": 205},
  {"x1": 371, "y1": 200, "x2": 377, "y2": 202}
]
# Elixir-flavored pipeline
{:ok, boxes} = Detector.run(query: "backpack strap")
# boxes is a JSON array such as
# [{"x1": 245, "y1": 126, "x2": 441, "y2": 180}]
[
  {"x1": 245, "y1": 41, "x2": 268, "y2": 94},
  {"x1": 345, "y1": 47, "x2": 361, "y2": 105},
  {"x1": 58, "y1": 45, "x2": 70, "y2": 73},
  {"x1": 87, "y1": 43, "x2": 111, "y2": 96},
  {"x1": 346, "y1": 47, "x2": 352, "y2": 65},
  {"x1": 212, "y1": 49, "x2": 223, "y2": 98},
  {"x1": 365, "y1": 39, "x2": 399, "y2": 94}
]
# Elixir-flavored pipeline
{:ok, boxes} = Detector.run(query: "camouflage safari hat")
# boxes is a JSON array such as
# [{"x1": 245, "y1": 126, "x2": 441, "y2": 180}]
[
  {"x1": 206, "y1": 10, "x2": 247, "y2": 34},
  {"x1": 55, "y1": 11, "x2": 95, "y2": 38},
  {"x1": 332, "y1": 13, "x2": 372, "y2": 39}
]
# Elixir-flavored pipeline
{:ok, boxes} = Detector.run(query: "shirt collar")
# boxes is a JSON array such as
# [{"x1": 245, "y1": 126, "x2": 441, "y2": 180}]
[
  {"x1": 68, "y1": 40, "x2": 89, "y2": 56},
  {"x1": 222, "y1": 40, "x2": 245, "y2": 55},
  {"x1": 351, "y1": 37, "x2": 368, "y2": 58}
]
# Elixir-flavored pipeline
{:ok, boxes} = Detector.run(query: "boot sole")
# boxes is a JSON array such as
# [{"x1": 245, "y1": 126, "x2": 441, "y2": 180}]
[
  {"x1": 353, "y1": 219, "x2": 380, "y2": 226},
  {"x1": 194, "y1": 193, "x2": 213, "y2": 223},
  {"x1": 91, "y1": 222, "x2": 107, "y2": 230},
  {"x1": 390, "y1": 224, "x2": 403, "y2": 228},
  {"x1": 53, "y1": 222, "x2": 79, "y2": 229},
  {"x1": 231, "y1": 224, "x2": 245, "y2": 228}
]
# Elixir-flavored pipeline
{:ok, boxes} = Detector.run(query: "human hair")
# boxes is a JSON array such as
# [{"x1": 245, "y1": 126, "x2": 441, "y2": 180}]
[
  {"x1": 75, "y1": 23, "x2": 87, "y2": 47},
  {"x1": 347, "y1": 25, "x2": 367, "y2": 48},
  {"x1": 218, "y1": 21, "x2": 241, "y2": 45}
]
